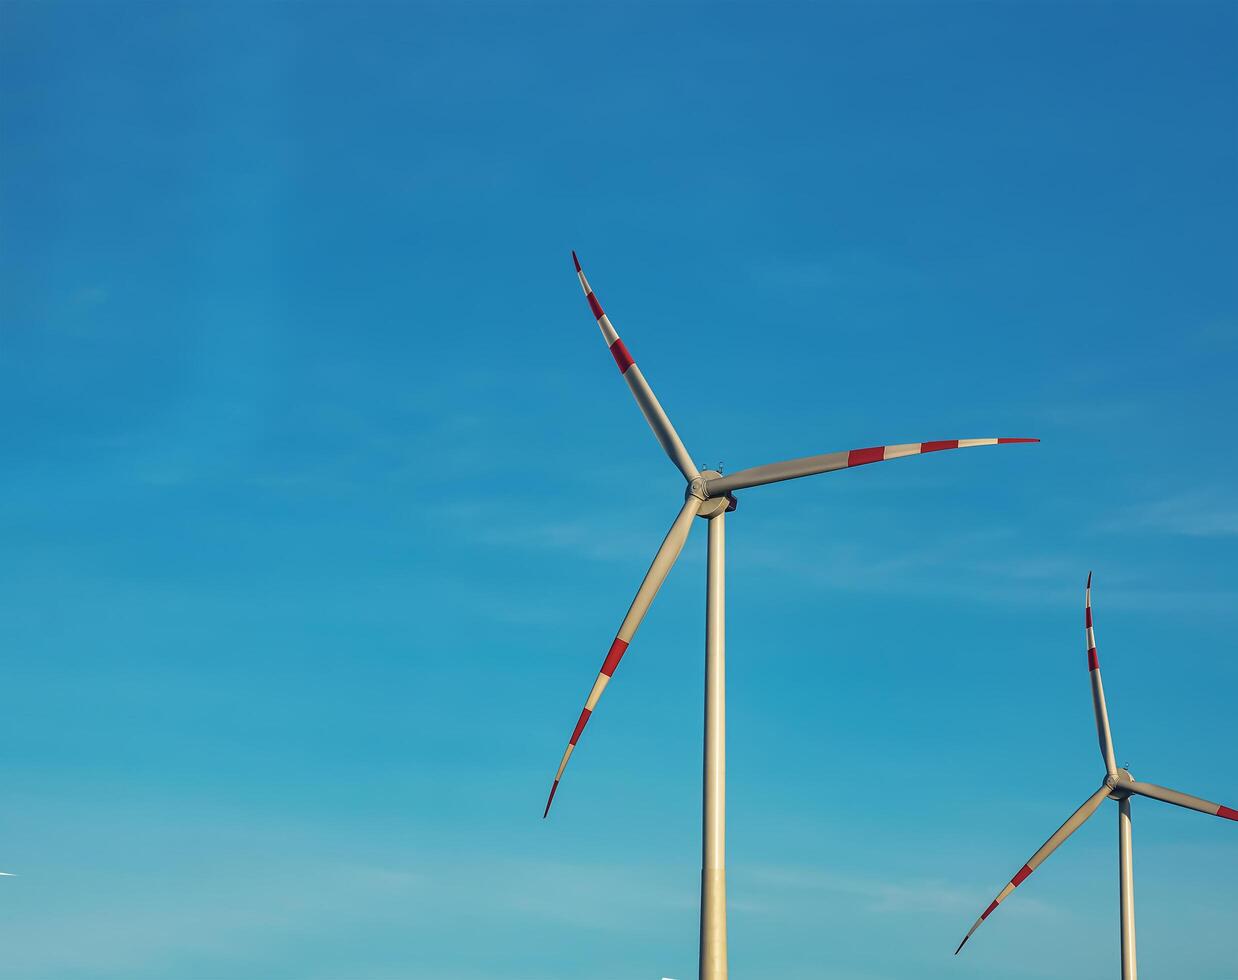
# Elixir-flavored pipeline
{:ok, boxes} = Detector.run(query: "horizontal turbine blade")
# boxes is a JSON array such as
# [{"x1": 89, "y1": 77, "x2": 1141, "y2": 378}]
[
  {"x1": 1085, "y1": 573, "x2": 1119, "y2": 775},
  {"x1": 1127, "y1": 780, "x2": 1238, "y2": 821},
  {"x1": 955, "y1": 784, "x2": 1110, "y2": 954},
  {"x1": 543, "y1": 496, "x2": 702, "y2": 818},
  {"x1": 705, "y1": 437, "x2": 1038, "y2": 497},
  {"x1": 573, "y1": 252, "x2": 699, "y2": 483}
]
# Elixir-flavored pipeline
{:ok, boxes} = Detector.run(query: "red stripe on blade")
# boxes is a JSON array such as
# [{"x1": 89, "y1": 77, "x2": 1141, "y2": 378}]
[
  {"x1": 543, "y1": 780, "x2": 559, "y2": 818},
  {"x1": 847, "y1": 446, "x2": 886, "y2": 467},
  {"x1": 1088, "y1": 648, "x2": 1099, "y2": 671},
  {"x1": 587, "y1": 291, "x2": 605, "y2": 320},
  {"x1": 1218, "y1": 805, "x2": 1238, "y2": 821},
  {"x1": 1011, "y1": 865, "x2": 1033, "y2": 887},
  {"x1": 980, "y1": 900, "x2": 999, "y2": 920},
  {"x1": 998, "y1": 438, "x2": 1039, "y2": 444},
  {"x1": 570, "y1": 707, "x2": 592, "y2": 746},
  {"x1": 920, "y1": 440, "x2": 959, "y2": 453},
  {"x1": 1085, "y1": 607, "x2": 1092, "y2": 628},
  {"x1": 609, "y1": 339, "x2": 634, "y2": 373},
  {"x1": 601, "y1": 637, "x2": 629, "y2": 676}
]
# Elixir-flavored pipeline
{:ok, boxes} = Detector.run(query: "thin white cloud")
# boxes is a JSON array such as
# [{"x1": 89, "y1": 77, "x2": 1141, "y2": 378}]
[
  {"x1": 748, "y1": 250, "x2": 929, "y2": 297},
  {"x1": 1105, "y1": 489, "x2": 1238, "y2": 538},
  {"x1": 740, "y1": 863, "x2": 1037, "y2": 918},
  {"x1": 724, "y1": 512, "x2": 1238, "y2": 614},
  {"x1": 438, "y1": 498, "x2": 695, "y2": 566}
]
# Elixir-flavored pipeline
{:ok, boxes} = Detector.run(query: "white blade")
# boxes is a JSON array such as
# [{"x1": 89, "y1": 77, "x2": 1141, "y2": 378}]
[
  {"x1": 955, "y1": 784, "x2": 1110, "y2": 954},
  {"x1": 573, "y1": 252, "x2": 699, "y2": 483},
  {"x1": 1127, "y1": 779, "x2": 1238, "y2": 821},
  {"x1": 1085, "y1": 573, "x2": 1118, "y2": 774},
  {"x1": 543, "y1": 497, "x2": 702, "y2": 817},
  {"x1": 704, "y1": 437, "x2": 1037, "y2": 497}
]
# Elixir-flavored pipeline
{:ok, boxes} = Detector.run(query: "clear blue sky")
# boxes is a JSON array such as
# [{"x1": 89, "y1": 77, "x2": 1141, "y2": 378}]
[{"x1": 2, "y1": 3, "x2": 1236, "y2": 978}]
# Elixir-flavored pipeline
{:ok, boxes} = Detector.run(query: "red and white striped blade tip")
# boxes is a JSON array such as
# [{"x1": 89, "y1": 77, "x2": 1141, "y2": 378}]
[
  {"x1": 543, "y1": 780, "x2": 559, "y2": 819},
  {"x1": 848, "y1": 437, "x2": 1038, "y2": 464},
  {"x1": 838, "y1": 437, "x2": 1038, "y2": 468}
]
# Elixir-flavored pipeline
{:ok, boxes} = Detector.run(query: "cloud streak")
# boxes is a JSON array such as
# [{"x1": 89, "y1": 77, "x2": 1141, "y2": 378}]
[{"x1": 1104, "y1": 489, "x2": 1238, "y2": 538}]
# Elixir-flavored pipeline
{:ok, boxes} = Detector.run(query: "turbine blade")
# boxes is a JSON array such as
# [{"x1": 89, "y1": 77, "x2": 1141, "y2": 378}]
[
  {"x1": 955, "y1": 784, "x2": 1110, "y2": 954},
  {"x1": 1085, "y1": 573, "x2": 1119, "y2": 775},
  {"x1": 705, "y1": 437, "x2": 1038, "y2": 497},
  {"x1": 572, "y1": 252, "x2": 699, "y2": 483},
  {"x1": 543, "y1": 497, "x2": 702, "y2": 817},
  {"x1": 1127, "y1": 780, "x2": 1238, "y2": 821}
]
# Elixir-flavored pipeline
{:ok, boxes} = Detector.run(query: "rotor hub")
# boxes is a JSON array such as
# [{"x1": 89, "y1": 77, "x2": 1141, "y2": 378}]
[
  {"x1": 691, "y1": 471, "x2": 736, "y2": 519},
  {"x1": 1106, "y1": 768, "x2": 1134, "y2": 799}
]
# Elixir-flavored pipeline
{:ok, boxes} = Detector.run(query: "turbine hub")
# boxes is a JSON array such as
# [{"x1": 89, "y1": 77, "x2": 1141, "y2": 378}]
[
  {"x1": 1106, "y1": 768, "x2": 1134, "y2": 799},
  {"x1": 692, "y1": 470, "x2": 737, "y2": 519}
]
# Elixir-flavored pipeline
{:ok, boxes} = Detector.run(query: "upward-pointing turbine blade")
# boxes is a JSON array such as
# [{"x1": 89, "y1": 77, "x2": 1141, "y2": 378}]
[
  {"x1": 1085, "y1": 573, "x2": 1119, "y2": 775},
  {"x1": 955, "y1": 784, "x2": 1110, "y2": 955},
  {"x1": 1126, "y1": 780, "x2": 1238, "y2": 821},
  {"x1": 543, "y1": 496, "x2": 703, "y2": 817},
  {"x1": 572, "y1": 252, "x2": 700, "y2": 483},
  {"x1": 703, "y1": 437, "x2": 1038, "y2": 497}
]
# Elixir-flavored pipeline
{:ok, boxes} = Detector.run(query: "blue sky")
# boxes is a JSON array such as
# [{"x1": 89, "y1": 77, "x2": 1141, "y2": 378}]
[{"x1": 2, "y1": 2, "x2": 1236, "y2": 978}]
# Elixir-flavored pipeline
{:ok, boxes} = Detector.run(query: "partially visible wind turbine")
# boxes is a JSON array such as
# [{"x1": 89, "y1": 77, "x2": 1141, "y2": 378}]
[
  {"x1": 545, "y1": 252, "x2": 1038, "y2": 980},
  {"x1": 955, "y1": 573, "x2": 1237, "y2": 978}
]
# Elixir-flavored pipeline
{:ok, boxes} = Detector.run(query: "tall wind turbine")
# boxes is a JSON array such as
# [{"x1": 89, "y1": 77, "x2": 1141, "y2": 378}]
[
  {"x1": 545, "y1": 252, "x2": 1038, "y2": 980},
  {"x1": 955, "y1": 573, "x2": 1237, "y2": 978}
]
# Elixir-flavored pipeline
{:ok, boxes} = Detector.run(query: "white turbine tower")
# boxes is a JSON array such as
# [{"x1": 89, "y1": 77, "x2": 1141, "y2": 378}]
[
  {"x1": 543, "y1": 252, "x2": 1038, "y2": 980},
  {"x1": 955, "y1": 573, "x2": 1237, "y2": 977}
]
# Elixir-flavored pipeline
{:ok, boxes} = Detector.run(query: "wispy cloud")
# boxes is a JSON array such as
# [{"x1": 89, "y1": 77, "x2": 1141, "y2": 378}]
[
  {"x1": 0, "y1": 860, "x2": 431, "y2": 976},
  {"x1": 436, "y1": 498, "x2": 694, "y2": 566},
  {"x1": 742, "y1": 864, "x2": 981, "y2": 916},
  {"x1": 0, "y1": 849, "x2": 694, "y2": 978},
  {"x1": 725, "y1": 531, "x2": 1238, "y2": 618},
  {"x1": 1105, "y1": 489, "x2": 1238, "y2": 538},
  {"x1": 1197, "y1": 315, "x2": 1238, "y2": 349},
  {"x1": 1033, "y1": 399, "x2": 1140, "y2": 429},
  {"x1": 747, "y1": 250, "x2": 929, "y2": 298}
]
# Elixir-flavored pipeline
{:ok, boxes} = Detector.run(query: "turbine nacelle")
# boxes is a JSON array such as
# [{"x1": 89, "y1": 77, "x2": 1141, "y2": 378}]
[
  {"x1": 1106, "y1": 768, "x2": 1135, "y2": 800},
  {"x1": 690, "y1": 471, "x2": 736, "y2": 519}
]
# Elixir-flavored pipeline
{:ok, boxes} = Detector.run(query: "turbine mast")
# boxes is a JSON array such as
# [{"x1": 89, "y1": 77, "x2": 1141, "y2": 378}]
[
  {"x1": 1118, "y1": 797, "x2": 1137, "y2": 980},
  {"x1": 700, "y1": 509, "x2": 727, "y2": 979}
]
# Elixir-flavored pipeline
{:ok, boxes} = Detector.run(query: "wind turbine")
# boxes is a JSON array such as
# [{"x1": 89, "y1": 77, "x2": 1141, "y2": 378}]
[
  {"x1": 545, "y1": 252, "x2": 1038, "y2": 980},
  {"x1": 955, "y1": 573, "x2": 1237, "y2": 978}
]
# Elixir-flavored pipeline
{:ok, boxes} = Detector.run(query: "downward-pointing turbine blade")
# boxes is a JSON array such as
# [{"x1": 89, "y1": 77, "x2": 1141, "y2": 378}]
[
  {"x1": 572, "y1": 252, "x2": 699, "y2": 483},
  {"x1": 1085, "y1": 573, "x2": 1119, "y2": 775},
  {"x1": 955, "y1": 784, "x2": 1110, "y2": 954},
  {"x1": 704, "y1": 437, "x2": 1038, "y2": 497},
  {"x1": 543, "y1": 497, "x2": 703, "y2": 817},
  {"x1": 1127, "y1": 780, "x2": 1238, "y2": 821}
]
